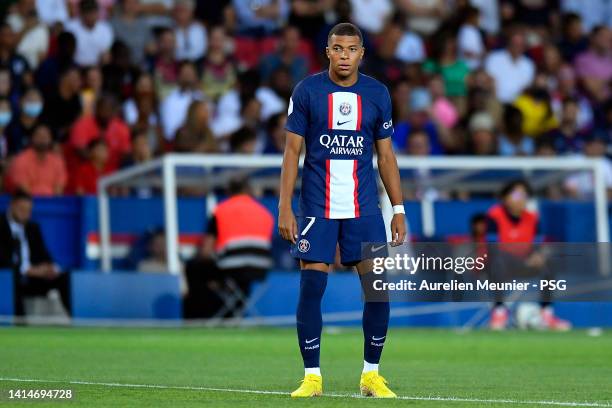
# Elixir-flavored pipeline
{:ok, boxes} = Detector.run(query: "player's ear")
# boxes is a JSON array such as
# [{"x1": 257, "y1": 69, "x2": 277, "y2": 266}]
[
  {"x1": 360, "y1": 47, "x2": 365, "y2": 60},
  {"x1": 325, "y1": 46, "x2": 330, "y2": 60}
]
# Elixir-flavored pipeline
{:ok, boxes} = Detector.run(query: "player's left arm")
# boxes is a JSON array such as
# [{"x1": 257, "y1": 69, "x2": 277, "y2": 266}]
[{"x1": 375, "y1": 137, "x2": 406, "y2": 246}]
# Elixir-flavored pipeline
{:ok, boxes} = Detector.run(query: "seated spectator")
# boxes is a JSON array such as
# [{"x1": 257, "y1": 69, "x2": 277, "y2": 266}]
[
  {"x1": 232, "y1": 0, "x2": 290, "y2": 36},
  {"x1": 69, "y1": 138, "x2": 113, "y2": 195},
  {"x1": 0, "y1": 21, "x2": 31, "y2": 100},
  {"x1": 201, "y1": 26, "x2": 237, "y2": 102},
  {"x1": 574, "y1": 26, "x2": 612, "y2": 103},
  {"x1": 65, "y1": 0, "x2": 114, "y2": 67},
  {"x1": 239, "y1": 96, "x2": 263, "y2": 134},
  {"x1": 137, "y1": 229, "x2": 188, "y2": 296},
  {"x1": 423, "y1": 30, "x2": 470, "y2": 112},
  {"x1": 6, "y1": 0, "x2": 49, "y2": 69},
  {"x1": 361, "y1": 24, "x2": 405, "y2": 86},
  {"x1": 5, "y1": 87, "x2": 43, "y2": 154},
  {"x1": 123, "y1": 73, "x2": 163, "y2": 153},
  {"x1": 120, "y1": 130, "x2": 155, "y2": 198},
  {"x1": 173, "y1": 0, "x2": 207, "y2": 62},
  {"x1": 406, "y1": 129, "x2": 431, "y2": 156},
  {"x1": 8, "y1": 124, "x2": 67, "y2": 196},
  {"x1": 259, "y1": 26, "x2": 308, "y2": 87},
  {"x1": 513, "y1": 81, "x2": 558, "y2": 138},
  {"x1": 258, "y1": 67, "x2": 289, "y2": 119},
  {"x1": 564, "y1": 132, "x2": 612, "y2": 199},
  {"x1": 550, "y1": 64, "x2": 593, "y2": 131},
  {"x1": 557, "y1": 13, "x2": 588, "y2": 63},
  {"x1": 393, "y1": 88, "x2": 451, "y2": 154},
  {"x1": 68, "y1": 93, "x2": 131, "y2": 171},
  {"x1": 485, "y1": 26, "x2": 535, "y2": 103},
  {"x1": 262, "y1": 112, "x2": 286, "y2": 154},
  {"x1": 405, "y1": 129, "x2": 443, "y2": 200},
  {"x1": 541, "y1": 45, "x2": 564, "y2": 89},
  {"x1": 213, "y1": 69, "x2": 285, "y2": 139},
  {"x1": 160, "y1": 61, "x2": 204, "y2": 141},
  {"x1": 229, "y1": 126, "x2": 258, "y2": 153},
  {"x1": 110, "y1": 0, "x2": 152, "y2": 67},
  {"x1": 149, "y1": 28, "x2": 179, "y2": 100},
  {"x1": 466, "y1": 112, "x2": 497, "y2": 155},
  {"x1": 40, "y1": 66, "x2": 83, "y2": 143},
  {"x1": 174, "y1": 100, "x2": 217, "y2": 153},
  {"x1": 80, "y1": 65, "x2": 103, "y2": 116},
  {"x1": 545, "y1": 97, "x2": 588, "y2": 154},
  {"x1": 457, "y1": 6, "x2": 485, "y2": 70},
  {"x1": 429, "y1": 74, "x2": 459, "y2": 130},
  {"x1": 498, "y1": 105, "x2": 534, "y2": 156},
  {"x1": 121, "y1": 130, "x2": 153, "y2": 168},
  {"x1": 0, "y1": 191, "x2": 71, "y2": 316},
  {"x1": 101, "y1": 40, "x2": 141, "y2": 102},
  {"x1": 35, "y1": 31, "x2": 76, "y2": 99}
]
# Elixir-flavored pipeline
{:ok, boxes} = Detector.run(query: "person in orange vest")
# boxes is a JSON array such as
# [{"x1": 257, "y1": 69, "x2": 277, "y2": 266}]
[
  {"x1": 487, "y1": 179, "x2": 571, "y2": 331},
  {"x1": 206, "y1": 176, "x2": 274, "y2": 315}
]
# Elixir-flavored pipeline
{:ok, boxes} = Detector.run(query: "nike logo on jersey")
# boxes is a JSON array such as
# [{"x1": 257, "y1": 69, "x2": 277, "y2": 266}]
[
  {"x1": 336, "y1": 120, "x2": 352, "y2": 126},
  {"x1": 305, "y1": 337, "x2": 319, "y2": 344},
  {"x1": 371, "y1": 244, "x2": 386, "y2": 253},
  {"x1": 372, "y1": 336, "x2": 386, "y2": 341}
]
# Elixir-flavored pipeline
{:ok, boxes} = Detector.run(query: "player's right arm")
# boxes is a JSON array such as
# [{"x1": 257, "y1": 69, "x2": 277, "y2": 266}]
[
  {"x1": 279, "y1": 81, "x2": 308, "y2": 244},
  {"x1": 278, "y1": 132, "x2": 303, "y2": 244}
]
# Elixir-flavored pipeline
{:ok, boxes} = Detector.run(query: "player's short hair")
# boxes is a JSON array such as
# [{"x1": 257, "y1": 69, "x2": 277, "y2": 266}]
[
  {"x1": 327, "y1": 23, "x2": 363, "y2": 45},
  {"x1": 500, "y1": 179, "x2": 533, "y2": 199}
]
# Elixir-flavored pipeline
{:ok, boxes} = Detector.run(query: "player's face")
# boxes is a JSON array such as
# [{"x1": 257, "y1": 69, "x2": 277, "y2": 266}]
[{"x1": 326, "y1": 35, "x2": 364, "y2": 79}]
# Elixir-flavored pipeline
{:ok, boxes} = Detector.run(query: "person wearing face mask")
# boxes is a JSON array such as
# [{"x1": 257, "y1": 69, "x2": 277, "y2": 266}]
[
  {"x1": 5, "y1": 88, "x2": 43, "y2": 155},
  {"x1": 7, "y1": 123, "x2": 67, "y2": 196}
]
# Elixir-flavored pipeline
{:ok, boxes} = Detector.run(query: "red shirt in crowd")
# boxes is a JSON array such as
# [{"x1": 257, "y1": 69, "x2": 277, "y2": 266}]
[
  {"x1": 69, "y1": 162, "x2": 114, "y2": 195},
  {"x1": 8, "y1": 148, "x2": 68, "y2": 196},
  {"x1": 68, "y1": 115, "x2": 132, "y2": 170}
]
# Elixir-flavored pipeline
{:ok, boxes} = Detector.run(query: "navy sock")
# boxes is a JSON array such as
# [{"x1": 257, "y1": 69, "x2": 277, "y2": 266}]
[
  {"x1": 360, "y1": 273, "x2": 390, "y2": 365},
  {"x1": 296, "y1": 269, "x2": 328, "y2": 368}
]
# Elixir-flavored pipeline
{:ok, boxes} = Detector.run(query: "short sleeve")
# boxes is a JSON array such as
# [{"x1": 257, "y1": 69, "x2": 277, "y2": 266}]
[
  {"x1": 376, "y1": 87, "x2": 394, "y2": 139},
  {"x1": 285, "y1": 81, "x2": 309, "y2": 137}
]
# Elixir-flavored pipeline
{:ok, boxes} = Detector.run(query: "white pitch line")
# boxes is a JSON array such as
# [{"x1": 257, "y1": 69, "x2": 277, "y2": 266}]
[{"x1": 0, "y1": 377, "x2": 611, "y2": 407}]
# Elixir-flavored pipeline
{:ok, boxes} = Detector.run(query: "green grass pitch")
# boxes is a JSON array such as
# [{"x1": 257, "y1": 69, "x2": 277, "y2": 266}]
[{"x1": 0, "y1": 327, "x2": 611, "y2": 407}]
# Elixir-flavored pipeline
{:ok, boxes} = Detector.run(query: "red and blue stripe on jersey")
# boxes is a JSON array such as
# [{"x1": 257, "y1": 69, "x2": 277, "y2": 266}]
[{"x1": 286, "y1": 72, "x2": 394, "y2": 219}]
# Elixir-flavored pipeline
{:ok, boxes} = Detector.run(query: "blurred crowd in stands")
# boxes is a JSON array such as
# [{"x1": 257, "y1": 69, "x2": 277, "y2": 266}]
[{"x1": 1, "y1": 0, "x2": 612, "y2": 199}]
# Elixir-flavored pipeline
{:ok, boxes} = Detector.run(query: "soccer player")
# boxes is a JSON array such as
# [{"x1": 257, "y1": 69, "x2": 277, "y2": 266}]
[{"x1": 278, "y1": 23, "x2": 406, "y2": 398}]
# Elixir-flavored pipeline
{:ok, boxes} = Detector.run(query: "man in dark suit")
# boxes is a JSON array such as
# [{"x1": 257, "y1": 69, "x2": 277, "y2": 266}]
[{"x1": 0, "y1": 190, "x2": 71, "y2": 316}]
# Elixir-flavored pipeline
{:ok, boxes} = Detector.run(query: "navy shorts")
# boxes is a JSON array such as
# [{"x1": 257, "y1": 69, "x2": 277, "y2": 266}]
[{"x1": 291, "y1": 213, "x2": 387, "y2": 265}]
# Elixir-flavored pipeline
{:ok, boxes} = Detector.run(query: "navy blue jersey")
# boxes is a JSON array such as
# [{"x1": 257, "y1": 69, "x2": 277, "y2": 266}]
[{"x1": 285, "y1": 71, "x2": 394, "y2": 219}]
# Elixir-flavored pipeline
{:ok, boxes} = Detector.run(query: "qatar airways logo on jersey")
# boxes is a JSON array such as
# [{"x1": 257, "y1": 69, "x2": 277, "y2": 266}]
[{"x1": 319, "y1": 134, "x2": 364, "y2": 155}]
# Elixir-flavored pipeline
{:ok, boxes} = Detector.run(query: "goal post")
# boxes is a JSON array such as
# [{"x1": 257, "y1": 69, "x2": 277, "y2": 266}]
[{"x1": 97, "y1": 154, "x2": 610, "y2": 275}]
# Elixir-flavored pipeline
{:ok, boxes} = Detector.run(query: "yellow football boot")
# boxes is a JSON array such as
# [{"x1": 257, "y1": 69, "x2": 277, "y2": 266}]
[
  {"x1": 290, "y1": 374, "x2": 322, "y2": 397},
  {"x1": 359, "y1": 371, "x2": 397, "y2": 398}
]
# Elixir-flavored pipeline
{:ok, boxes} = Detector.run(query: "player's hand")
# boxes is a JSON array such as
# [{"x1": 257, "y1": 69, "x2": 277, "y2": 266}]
[
  {"x1": 278, "y1": 207, "x2": 298, "y2": 244},
  {"x1": 390, "y1": 213, "x2": 406, "y2": 247}
]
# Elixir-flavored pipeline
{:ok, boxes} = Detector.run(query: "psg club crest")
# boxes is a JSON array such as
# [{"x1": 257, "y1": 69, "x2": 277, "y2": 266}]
[
  {"x1": 298, "y1": 239, "x2": 310, "y2": 253},
  {"x1": 339, "y1": 102, "x2": 352, "y2": 116}
]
